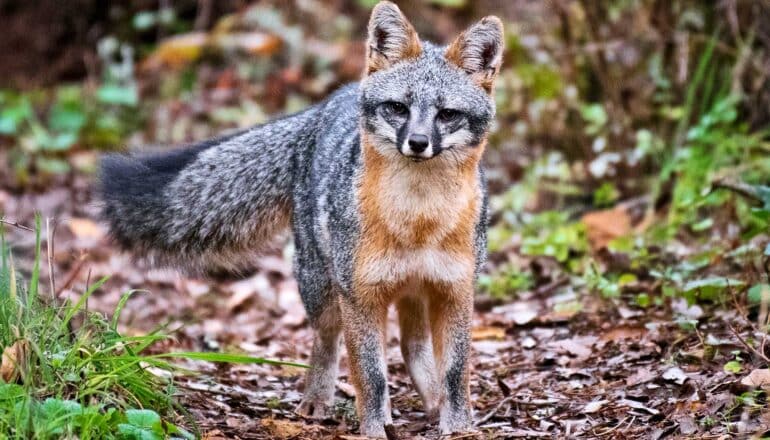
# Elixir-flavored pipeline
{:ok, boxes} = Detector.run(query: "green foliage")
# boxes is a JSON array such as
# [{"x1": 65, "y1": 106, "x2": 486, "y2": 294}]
[
  {"x1": 579, "y1": 104, "x2": 608, "y2": 136},
  {"x1": 0, "y1": 219, "x2": 187, "y2": 438},
  {"x1": 584, "y1": 264, "x2": 620, "y2": 299},
  {"x1": 520, "y1": 212, "x2": 588, "y2": 266},
  {"x1": 748, "y1": 284, "x2": 769, "y2": 305},
  {"x1": 593, "y1": 182, "x2": 620, "y2": 208},
  {"x1": 0, "y1": 84, "x2": 141, "y2": 185},
  {"x1": 1, "y1": 37, "x2": 144, "y2": 186},
  {"x1": 723, "y1": 360, "x2": 742, "y2": 374},
  {"x1": 0, "y1": 217, "x2": 305, "y2": 438},
  {"x1": 478, "y1": 265, "x2": 533, "y2": 299},
  {"x1": 516, "y1": 63, "x2": 563, "y2": 100}
]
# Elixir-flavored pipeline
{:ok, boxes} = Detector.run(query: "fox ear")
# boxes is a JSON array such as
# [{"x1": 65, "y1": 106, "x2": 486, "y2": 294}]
[
  {"x1": 365, "y1": 1, "x2": 422, "y2": 76},
  {"x1": 445, "y1": 16, "x2": 504, "y2": 93}
]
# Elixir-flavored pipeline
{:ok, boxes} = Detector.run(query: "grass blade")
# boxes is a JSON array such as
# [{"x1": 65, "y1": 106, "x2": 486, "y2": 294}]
[{"x1": 153, "y1": 351, "x2": 308, "y2": 368}]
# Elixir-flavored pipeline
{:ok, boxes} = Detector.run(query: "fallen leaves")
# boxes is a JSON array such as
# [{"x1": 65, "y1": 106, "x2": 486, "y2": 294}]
[
  {"x1": 581, "y1": 206, "x2": 632, "y2": 250},
  {"x1": 142, "y1": 32, "x2": 208, "y2": 70},
  {"x1": 1, "y1": 339, "x2": 29, "y2": 383},
  {"x1": 472, "y1": 326, "x2": 507, "y2": 341},
  {"x1": 260, "y1": 419, "x2": 304, "y2": 438},
  {"x1": 741, "y1": 368, "x2": 770, "y2": 388},
  {"x1": 67, "y1": 217, "x2": 104, "y2": 240},
  {"x1": 141, "y1": 29, "x2": 282, "y2": 70},
  {"x1": 582, "y1": 400, "x2": 607, "y2": 413},
  {"x1": 661, "y1": 366, "x2": 688, "y2": 385}
]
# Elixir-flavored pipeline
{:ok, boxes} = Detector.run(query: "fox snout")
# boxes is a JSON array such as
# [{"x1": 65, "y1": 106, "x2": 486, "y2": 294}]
[{"x1": 401, "y1": 133, "x2": 434, "y2": 160}]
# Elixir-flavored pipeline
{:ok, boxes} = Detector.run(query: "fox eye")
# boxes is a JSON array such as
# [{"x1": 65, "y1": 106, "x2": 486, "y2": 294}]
[
  {"x1": 382, "y1": 101, "x2": 409, "y2": 117},
  {"x1": 437, "y1": 108, "x2": 462, "y2": 123}
]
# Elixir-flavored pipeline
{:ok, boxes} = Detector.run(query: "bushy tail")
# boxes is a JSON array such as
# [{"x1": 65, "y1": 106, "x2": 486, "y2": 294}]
[{"x1": 100, "y1": 108, "x2": 317, "y2": 274}]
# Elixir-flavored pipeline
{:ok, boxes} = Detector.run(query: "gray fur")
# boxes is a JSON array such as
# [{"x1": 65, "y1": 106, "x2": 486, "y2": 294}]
[{"x1": 100, "y1": 11, "x2": 500, "y2": 437}]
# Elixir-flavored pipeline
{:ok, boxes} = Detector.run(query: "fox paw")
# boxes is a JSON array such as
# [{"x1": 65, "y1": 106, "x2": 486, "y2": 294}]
[
  {"x1": 359, "y1": 421, "x2": 387, "y2": 439},
  {"x1": 295, "y1": 398, "x2": 333, "y2": 419},
  {"x1": 439, "y1": 405, "x2": 473, "y2": 435}
]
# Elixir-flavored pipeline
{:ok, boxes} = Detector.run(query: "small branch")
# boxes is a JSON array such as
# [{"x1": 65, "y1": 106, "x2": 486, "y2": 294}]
[
  {"x1": 55, "y1": 253, "x2": 88, "y2": 298},
  {"x1": 0, "y1": 218, "x2": 34, "y2": 232},
  {"x1": 475, "y1": 396, "x2": 513, "y2": 426},
  {"x1": 475, "y1": 396, "x2": 552, "y2": 426},
  {"x1": 728, "y1": 323, "x2": 770, "y2": 365},
  {"x1": 711, "y1": 178, "x2": 763, "y2": 204}
]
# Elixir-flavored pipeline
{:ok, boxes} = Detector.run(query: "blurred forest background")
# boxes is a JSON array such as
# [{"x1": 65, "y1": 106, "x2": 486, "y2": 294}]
[{"x1": 1, "y1": 0, "x2": 770, "y2": 438}]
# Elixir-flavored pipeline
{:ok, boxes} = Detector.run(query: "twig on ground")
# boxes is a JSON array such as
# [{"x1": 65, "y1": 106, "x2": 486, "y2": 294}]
[
  {"x1": 55, "y1": 253, "x2": 88, "y2": 298},
  {"x1": 711, "y1": 178, "x2": 764, "y2": 204},
  {"x1": 534, "y1": 277, "x2": 570, "y2": 297},
  {"x1": 728, "y1": 323, "x2": 770, "y2": 365},
  {"x1": 475, "y1": 396, "x2": 555, "y2": 427},
  {"x1": 0, "y1": 218, "x2": 34, "y2": 232},
  {"x1": 475, "y1": 396, "x2": 512, "y2": 426}
]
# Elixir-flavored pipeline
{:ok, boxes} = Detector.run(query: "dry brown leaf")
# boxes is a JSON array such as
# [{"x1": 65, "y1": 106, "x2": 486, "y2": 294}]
[
  {"x1": 68, "y1": 217, "x2": 105, "y2": 240},
  {"x1": 337, "y1": 381, "x2": 356, "y2": 398},
  {"x1": 625, "y1": 367, "x2": 657, "y2": 387},
  {"x1": 662, "y1": 366, "x2": 689, "y2": 385},
  {"x1": 1, "y1": 339, "x2": 29, "y2": 383},
  {"x1": 581, "y1": 206, "x2": 632, "y2": 250},
  {"x1": 201, "y1": 430, "x2": 228, "y2": 440},
  {"x1": 260, "y1": 419, "x2": 304, "y2": 438},
  {"x1": 472, "y1": 326, "x2": 506, "y2": 341},
  {"x1": 600, "y1": 326, "x2": 646, "y2": 342},
  {"x1": 213, "y1": 32, "x2": 281, "y2": 56},
  {"x1": 583, "y1": 400, "x2": 607, "y2": 413},
  {"x1": 550, "y1": 336, "x2": 597, "y2": 360},
  {"x1": 142, "y1": 32, "x2": 208, "y2": 70},
  {"x1": 741, "y1": 368, "x2": 770, "y2": 388},
  {"x1": 492, "y1": 301, "x2": 539, "y2": 326}
]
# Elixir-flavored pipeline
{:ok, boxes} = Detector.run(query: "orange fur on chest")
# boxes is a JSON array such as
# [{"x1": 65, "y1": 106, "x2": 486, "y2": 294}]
[{"x1": 353, "y1": 137, "x2": 483, "y2": 297}]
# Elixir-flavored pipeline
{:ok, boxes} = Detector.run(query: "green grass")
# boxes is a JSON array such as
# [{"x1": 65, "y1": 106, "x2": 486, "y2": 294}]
[
  {"x1": 0, "y1": 217, "x2": 305, "y2": 439},
  {"x1": 0, "y1": 217, "x2": 191, "y2": 439}
]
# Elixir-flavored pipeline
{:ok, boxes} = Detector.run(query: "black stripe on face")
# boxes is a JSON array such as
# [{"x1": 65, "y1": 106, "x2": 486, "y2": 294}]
[
  {"x1": 431, "y1": 122, "x2": 443, "y2": 155},
  {"x1": 395, "y1": 117, "x2": 410, "y2": 150},
  {"x1": 465, "y1": 114, "x2": 490, "y2": 146}
]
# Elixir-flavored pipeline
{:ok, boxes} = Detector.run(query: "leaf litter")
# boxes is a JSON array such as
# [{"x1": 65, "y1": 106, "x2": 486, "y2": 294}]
[{"x1": 5, "y1": 181, "x2": 769, "y2": 438}]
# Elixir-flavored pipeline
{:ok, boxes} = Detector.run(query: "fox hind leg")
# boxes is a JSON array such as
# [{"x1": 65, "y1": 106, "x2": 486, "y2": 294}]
[{"x1": 296, "y1": 296, "x2": 342, "y2": 419}]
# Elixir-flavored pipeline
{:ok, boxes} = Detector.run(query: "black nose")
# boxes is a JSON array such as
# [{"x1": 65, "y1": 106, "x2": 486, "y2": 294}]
[{"x1": 408, "y1": 134, "x2": 430, "y2": 154}]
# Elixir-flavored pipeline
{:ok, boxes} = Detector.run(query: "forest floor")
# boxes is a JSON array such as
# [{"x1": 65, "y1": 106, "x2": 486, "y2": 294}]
[
  {"x1": 4, "y1": 178, "x2": 769, "y2": 439},
  {"x1": 2, "y1": 1, "x2": 770, "y2": 439}
]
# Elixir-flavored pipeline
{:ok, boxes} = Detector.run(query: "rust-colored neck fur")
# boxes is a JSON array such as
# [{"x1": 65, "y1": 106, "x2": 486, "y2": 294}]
[{"x1": 353, "y1": 135, "x2": 484, "y2": 293}]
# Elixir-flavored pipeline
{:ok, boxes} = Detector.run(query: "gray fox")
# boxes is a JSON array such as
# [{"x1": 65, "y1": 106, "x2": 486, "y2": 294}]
[{"x1": 100, "y1": 2, "x2": 503, "y2": 436}]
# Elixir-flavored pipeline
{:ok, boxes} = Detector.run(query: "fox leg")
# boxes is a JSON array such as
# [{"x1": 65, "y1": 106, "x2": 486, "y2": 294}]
[
  {"x1": 339, "y1": 293, "x2": 391, "y2": 438},
  {"x1": 396, "y1": 295, "x2": 439, "y2": 419},
  {"x1": 296, "y1": 300, "x2": 342, "y2": 418},
  {"x1": 428, "y1": 282, "x2": 474, "y2": 434}
]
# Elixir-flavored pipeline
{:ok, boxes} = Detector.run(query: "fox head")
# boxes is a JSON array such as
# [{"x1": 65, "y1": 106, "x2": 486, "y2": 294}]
[{"x1": 359, "y1": 1, "x2": 503, "y2": 163}]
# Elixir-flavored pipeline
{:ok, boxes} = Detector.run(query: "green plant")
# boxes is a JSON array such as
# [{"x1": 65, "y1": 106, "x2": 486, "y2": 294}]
[
  {"x1": 520, "y1": 211, "x2": 588, "y2": 268},
  {"x1": 0, "y1": 218, "x2": 190, "y2": 438},
  {"x1": 478, "y1": 264, "x2": 534, "y2": 299},
  {"x1": 0, "y1": 36, "x2": 147, "y2": 186},
  {"x1": 0, "y1": 218, "x2": 304, "y2": 438}
]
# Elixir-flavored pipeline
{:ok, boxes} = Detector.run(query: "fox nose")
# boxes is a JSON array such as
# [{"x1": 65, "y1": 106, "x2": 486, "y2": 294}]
[{"x1": 407, "y1": 134, "x2": 430, "y2": 154}]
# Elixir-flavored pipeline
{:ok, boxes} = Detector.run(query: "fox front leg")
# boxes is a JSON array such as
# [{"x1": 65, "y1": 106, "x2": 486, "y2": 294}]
[
  {"x1": 397, "y1": 295, "x2": 439, "y2": 419},
  {"x1": 428, "y1": 282, "x2": 474, "y2": 434},
  {"x1": 339, "y1": 294, "x2": 391, "y2": 438}
]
